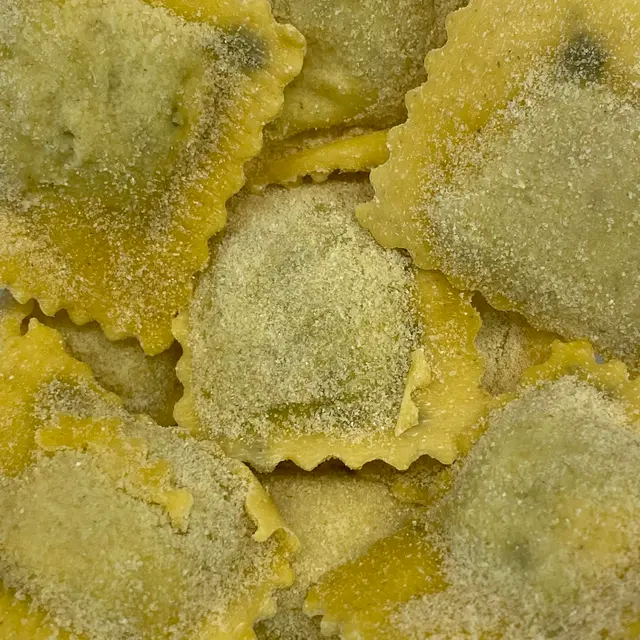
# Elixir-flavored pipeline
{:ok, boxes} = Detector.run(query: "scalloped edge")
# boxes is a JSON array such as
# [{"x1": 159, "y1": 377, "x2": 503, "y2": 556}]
[
  {"x1": 196, "y1": 472, "x2": 299, "y2": 640},
  {"x1": 356, "y1": 0, "x2": 640, "y2": 367},
  {"x1": 0, "y1": 290, "x2": 32, "y2": 346},
  {"x1": 0, "y1": 319, "x2": 298, "y2": 640},
  {"x1": 246, "y1": 129, "x2": 389, "y2": 190},
  {"x1": 359, "y1": 0, "x2": 640, "y2": 266},
  {"x1": 0, "y1": 291, "x2": 182, "y2": 427},
  {"x1": 264, "y1": 0, "x2": 446, "y2": 140},
  {"x1": 253, "y1": 463, "x2": 416, "y2": 639},
  {"x1": 174, "y1": 268, "x2": 491, "y2": 472},
  {"x1": 304, "y1": 340, "x2": 640, "y2": 639},
  {"x1": 1, "y1": 0, "x2": 305, "y2": 355}
]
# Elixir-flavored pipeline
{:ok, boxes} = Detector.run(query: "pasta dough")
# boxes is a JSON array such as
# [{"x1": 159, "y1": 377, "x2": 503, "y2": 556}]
[
  {"x1": 0, "y1": 319, "x2": 296, "y2": 639},
  {"x1": 307, "y1": 341, "x2": 640, "y2": 639},
  {"x1": 267, "y1": 0, "x2": 465, "y2": 138},
  {"x1": 175, "y1": 178, "x2": 489, "y2": 470},
  {"x1": 473, "y1": 296, "x2": 557, "y2": 396},
  {"x1": 1, "y1": 291, "x2": 182, "y2": 426},
  {"x1": 359, "y1": 0, "x2": 640, "y2": 368},
  {"x1": 0, "y1": 0, "x2": 304, "y2": 353},
  {"x1": 256, "y1": 464, "x2": 412, "y2": 640}
]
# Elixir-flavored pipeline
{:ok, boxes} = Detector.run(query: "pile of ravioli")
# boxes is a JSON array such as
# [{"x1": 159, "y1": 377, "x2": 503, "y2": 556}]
[{"x1": 1, "y1": 0, "x2": 639, "y2": 638}]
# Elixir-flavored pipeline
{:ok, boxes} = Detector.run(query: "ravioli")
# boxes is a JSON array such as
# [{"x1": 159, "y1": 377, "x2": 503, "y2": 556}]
[
  {"x1": 175, "y1": 177, "x2": 489, "y2": 470},
  {"x1": 307, "y1": 341, "x2": 640, "y2": 639},
  {"x1": 255, "y1": 463, "x2": 413, "y2": 640},
  {"x1": 365, "y1": 455, "x2": 454, "y2": 509},
  {"x1": 266, "y1": 0, "x2": 466, "y2": 139},
  {"x1": 359, "y1": 0, "x2": 640, "y2": 369},
  {"x1": 0, "y1": 0, "x2": 304, "y2": 354},
  {"x1": 0, "y1": 319, "x2": 296, "y2": 639}
]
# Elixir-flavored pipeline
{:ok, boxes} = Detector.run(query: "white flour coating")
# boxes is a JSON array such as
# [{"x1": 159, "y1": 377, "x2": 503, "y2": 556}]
[
  {"x1": 256, "y1": 466, "x2": 411, "y2": 640},
  {"x1": 395, "y1": 377, "x2": 640, "y2": 638},
  {"x1": 189, "y1": 180, "x2": 419, "y2": 444},
  {"x1": 0, "y1": 0, "x2": 254, "y2": 212},
  {"x1": 0, "y1": 0, "x2": 268, "y2": 343},
  {"x1": 0, "y1": 378, "x2": 280, "y2": 640},
  {"x1": 426, "y1": 67, "x2": 640, "y2": 365}
]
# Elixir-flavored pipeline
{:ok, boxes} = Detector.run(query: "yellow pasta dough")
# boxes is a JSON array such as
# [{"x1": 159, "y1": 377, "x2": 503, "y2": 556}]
[
  {"x1": 359, "y1": 0, "x2": 640, "y2": 368},
  {"x1": 0, "y1": 0, "x2": 304, "y2": 354},
  {"x1": 307, "y1": 341, "x2": 640, "y2": 638},
  {"x1": 1, "y1": 290, "x2": 181, "y2": 426},
  {"x1": 255, "y1": 463, "x2": 413, "y2": 640},
  {"x1": 0, "y1": 289, "x2": 32, "y2": 347},
  {"x1": 2, "y1": 0, "x2": 637, "y2": 636},
  {"x1": 266, "y1": 0, "x2": 466, "y2": 139},
  {"x1": 0, "y1": 319, "x2": 296, "y2": 639},
  {"x1": 34, "y1": 310, "x2": 182, "y2": 427},
  {"x1": 246, "y1": 128, "x2": 390, "y2": 191},
  {"x1": 175, "y1": 177, "x2": 490, "y2": 470}
]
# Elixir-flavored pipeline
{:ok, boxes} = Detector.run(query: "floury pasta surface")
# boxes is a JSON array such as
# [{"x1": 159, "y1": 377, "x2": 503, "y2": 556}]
[
  {"x1": 307, "y1": 343, "x2": 640, "y2": 639},
  {"x1": 0, "y1": 319, "x2": 296, "y2": 639},
  {"x1": 0, "y1": 0, "x2": 639, "y2": 638},
  {"x1": 359, "y1": 0, "x2": 640, "y2": 369},
  {"x1": 176, "y1": 177, "x2": 488, "y2": 470},
  {"x1": 0, "y1": 0, "x2": 304, "y2": 353}
]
